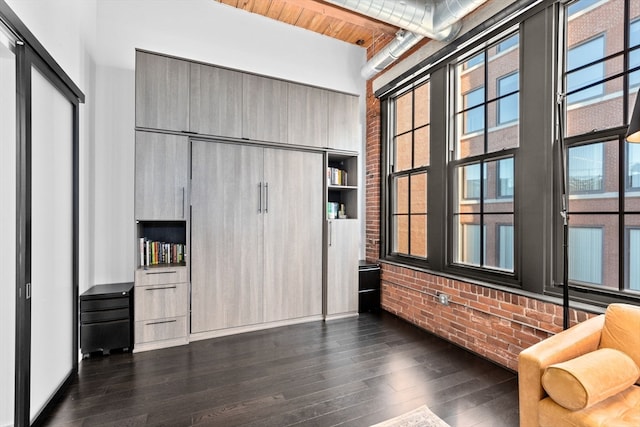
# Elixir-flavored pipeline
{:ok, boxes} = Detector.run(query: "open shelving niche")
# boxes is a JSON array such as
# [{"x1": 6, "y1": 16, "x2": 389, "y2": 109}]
[
  {"x1": 326, "y1": 152, "x2": 358, "y2": 220},
  {"x1": 135, "y1": 220, "x2": 188, "y2": 269}
]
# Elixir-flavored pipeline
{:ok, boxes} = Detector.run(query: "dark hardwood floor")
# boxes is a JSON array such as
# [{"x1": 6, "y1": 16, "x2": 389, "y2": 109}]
[{"x1": 42, "y1": 312, "x2": 519, "y2": 427}]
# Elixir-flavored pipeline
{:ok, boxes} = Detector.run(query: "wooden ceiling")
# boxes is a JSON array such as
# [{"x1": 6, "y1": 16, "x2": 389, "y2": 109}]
[{"x1": 215, "y1": 0, "x2": 399, "y2": 49}]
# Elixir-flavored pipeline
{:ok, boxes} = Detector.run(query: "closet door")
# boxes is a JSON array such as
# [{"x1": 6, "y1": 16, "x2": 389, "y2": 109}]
[
  {"x1": 191, "y1": 141, "x2": 264, "y2": 333},
  {"x1": 0, "y1": 34, "x2": 16, "y2": 426},
  {"x1": 263, "y1": 149, "x2": 323, "y2": 321},
  {"x1": 30, "y1": 66, "x2": 74, "y2": 422}
]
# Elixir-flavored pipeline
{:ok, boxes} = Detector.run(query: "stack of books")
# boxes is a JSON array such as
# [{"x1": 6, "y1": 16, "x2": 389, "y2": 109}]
[
  {"x1": 139, "y1": 238, "x2": 186, "y2": 267},
  {"x1": 327, "y1": 167, "x2": 348, "y2": 186}
]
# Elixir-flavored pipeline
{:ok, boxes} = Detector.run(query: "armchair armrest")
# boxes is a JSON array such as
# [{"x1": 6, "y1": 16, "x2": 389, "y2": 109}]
[{"x1": 518, "y1": 314, "x2": 605, "y2": 427}]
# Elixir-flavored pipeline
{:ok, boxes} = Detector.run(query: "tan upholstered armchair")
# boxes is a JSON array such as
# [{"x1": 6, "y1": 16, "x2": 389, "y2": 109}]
[{"x1": 518, "y1": 303, "x2": 640, "y2": 427}]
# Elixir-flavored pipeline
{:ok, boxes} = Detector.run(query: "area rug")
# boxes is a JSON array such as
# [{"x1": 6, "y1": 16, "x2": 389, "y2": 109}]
[{"x1": 370, "y1": 404, "x2": 450, "y2": 427}]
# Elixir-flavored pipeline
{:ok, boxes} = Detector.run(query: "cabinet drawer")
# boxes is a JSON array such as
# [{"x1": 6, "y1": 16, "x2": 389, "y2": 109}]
[
  {"x1": 81, "y1": 307, "x2": 130, "y2": 323},
  {"x1": 135, "y1": 316, "x2": 187, "y2": 344},
  {"x1": 135, "y1": 266, "x2": 187, "y2": 286},
  {"x1": 81, "y1": 298, "x2": 129, "y2": 312},
  {"x1": 135, "y1": 282, "x2": 188, "y2": 320},
  {"x1": 81, "y1": 320, "x2": 131, "y2": 354}
]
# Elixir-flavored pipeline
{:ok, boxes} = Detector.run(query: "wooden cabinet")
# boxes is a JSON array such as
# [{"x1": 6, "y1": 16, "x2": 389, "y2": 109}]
[
  {"x1": 135, "y1": 51, "x2": 190, "y2": 132},
  {"x1": 263, "y1": 149, "x2": 323, "y2": 322},
  {"x1": 190, "y1": 141, "x2": 264, "y2": 333},
  {"x1": 326, "y1": 220, "x2": 359, "y2": 317},
  {"x1": 325, "y1": 152, "x2": 359, "y2": 319},
  {"x1": 190, "y1": 141, "x2": 323, "y2": 333},
  {"x1": 288, "y1": 83, "x2": 328, "y2": 148},
  {"x1": 134, "y1": 266, "x2": 189, "y2": 352},
  {"x1": 328, "y1": 91, "x2": 360, "y2": 152},
  {"x1": 135, "y1": 131, "x2": 189, "y2": 221},
  {"x1": 190, "y1": 63, "x2": 243, "y2": 137},
  {"x1": 243, "y1": 74, "x2": 288, "y2": 143}
]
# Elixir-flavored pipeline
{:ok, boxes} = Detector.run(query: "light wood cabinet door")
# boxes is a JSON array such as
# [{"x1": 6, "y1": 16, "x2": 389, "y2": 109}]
[
  {"x1": 135, "y1": 51, "x2": 190, "y2": 132},
  {"x1": 328, "y1": 92, "x2": 360, "y2": 152},
  {"x1": 243, "y1": 74, "x2": 288, "y2": 143},
  {"x1": 135, "y1": 132, "x2": 189, "y2": 220},
  {"x1": 263, "y1": 148, "x2": 323, "y2": 322},
  {"x1": 326, "y1": 219, "x2": 359, "y2": 316},
  {"x1": 190, "y1": 141, "x2": 264, "y2": 333},
  {"x1": 190, "y1": 63, "x2": 243, "y2": 137},
  {"x1": 287, "y1": 83, "x2": 328, "y2": 148}
]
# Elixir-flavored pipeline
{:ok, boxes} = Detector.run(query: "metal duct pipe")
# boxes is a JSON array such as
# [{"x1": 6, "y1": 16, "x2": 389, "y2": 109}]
[
  {"x1": 324, "y1": 0, "x2": 488, "y2": 78},
  {"x1": 361, "y1": 30, "x2": 424, "y2": 80}
]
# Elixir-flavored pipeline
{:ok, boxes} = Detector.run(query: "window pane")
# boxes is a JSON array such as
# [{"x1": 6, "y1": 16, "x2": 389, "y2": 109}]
[
  {"x1": 566, "y1": 36, "x2": 605, "y2": 105},
  {"x1": 498, "y1": 223, "x2": 514, "y2": 271},
  {"x1": 395, "y1": 133, "x2": 412, "y2": 172},
  {"x1": 569, "y1": 226, "x2": 603, "y2": 284},
  {"x1": 394, "y1": 175, "x2": 409, "y2": 214},
  {"x1": 567, "y1": 74, "x2": 625, "y2": 136},
  {"x1": 568, "y1": 214, "x2": 619, "y2": 289},
  {"x1": 568, "y1": 143, "x2": 604, "y2": 193},
  {"x1": 497, "y1": 34, "x2": 519, "y2": 53},
  {"x1": 484, "y1": 218, "x2": 514, "y2": 271},
  {"x1": 454, "y1": 215, "x2": 481, "y2": 266},
  {"x1": 497, "y1": 73, "x2": 519, "y2": 124},
  {"x1": 460, "y1": 163, "x2": 482, "y2": 201},
  {"x1": 567, "y1": 0, "x2": 601, "y2": 15},
  {"x1": 414, "y1": 125, "x2": 429, "y2": 167},
  {"x1": 631, "y1": 20, "x2": 640, "y2": 90},
  {"x1": 465, "y1": 52, "x2": 484, "y2": 69},
  {"x1": 396, "y1": 91, "x2": 412, "y2": 135},
  {"x1": 410, "y1": 173, "x2": 427, "y2": 214},
  {"x1": 414, "y1": 82, "x2": 430, "y2": 128},
  {"x1": 498, "y1": 157, "x2": 514, "y2": 198},
  {"x1": 628, "y1": 222, "x2": 640, "y2": 291},
  {"x1": 410, "y1": 214, "x2": 427, "y2": 258},
  {"x1": 484, "y1": 159, "x2": 513, "y2": 213},
  {"x1": 627, "y1": 142, "x2": 640, "y2": 210},
  {"x1": 393, "y1": 215, "x2": 409, "y2": 254}
]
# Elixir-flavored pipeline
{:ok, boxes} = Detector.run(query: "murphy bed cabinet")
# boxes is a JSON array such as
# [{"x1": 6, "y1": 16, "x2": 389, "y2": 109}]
[{"x1": 135, "y1": 49, "x2": 360, "y2": 351}]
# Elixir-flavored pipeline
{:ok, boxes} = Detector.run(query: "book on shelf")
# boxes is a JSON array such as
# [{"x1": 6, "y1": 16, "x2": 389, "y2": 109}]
[
  {"x1": 327, "y1": 167, "x2": 348, "y2": 186},
  {"x1": 327, "y1": 202, "x2": 346, "y2": 219},
  {"x1": 139, "y1": 237, "x2": 186, "y2": 267}
]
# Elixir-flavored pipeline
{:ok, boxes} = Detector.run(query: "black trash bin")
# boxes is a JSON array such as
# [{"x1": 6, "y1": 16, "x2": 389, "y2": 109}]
[{"x1": 358, "y1": 261, "x2": 380, "y2": 313}]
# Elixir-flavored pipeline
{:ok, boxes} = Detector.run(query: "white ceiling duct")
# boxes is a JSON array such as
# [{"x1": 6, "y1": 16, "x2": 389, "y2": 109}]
[{"x1": 323, "y1": 0, "x2": 488, "y2": 79}]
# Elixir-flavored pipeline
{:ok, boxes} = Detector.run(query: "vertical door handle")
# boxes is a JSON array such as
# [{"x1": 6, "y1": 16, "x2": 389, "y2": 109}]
[
  {"x1": 258, "y1": 182, "x2": 262, "y2": 213},
  {"x1": 265, "y1": 183, "x2": 269, "y2": 213},
  {"x1": 329, "y1": 221, "x2": 332, "y2": 247},
  {"x1": 181, "y1": 187, "x2": 185, "y2": 218}
]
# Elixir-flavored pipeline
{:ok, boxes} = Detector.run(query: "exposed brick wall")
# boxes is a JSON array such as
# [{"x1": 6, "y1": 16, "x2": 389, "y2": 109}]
[
  {"x1": 378, "y1": 263, "x2": 597, "y2": 371},
  {"x1": 363, "y1": 29, "x2": 598, "y2": 372}
]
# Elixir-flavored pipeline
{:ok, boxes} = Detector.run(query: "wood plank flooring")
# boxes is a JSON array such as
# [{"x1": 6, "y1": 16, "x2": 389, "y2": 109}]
[{"x1": 41, "y1": 312, "x2": 519, "y2": 427}]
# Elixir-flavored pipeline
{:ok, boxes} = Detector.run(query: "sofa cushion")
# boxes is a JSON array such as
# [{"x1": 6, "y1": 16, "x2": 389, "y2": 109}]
[
  {"x1": 538, "y1": 385, "x2": 640, "y2": 427},
  {"x1": 600, "y1": 303, "x2": 640, "y2": 384},
  {"x1": 541, "y1": 348, "x2": 640, "y2": 410}
]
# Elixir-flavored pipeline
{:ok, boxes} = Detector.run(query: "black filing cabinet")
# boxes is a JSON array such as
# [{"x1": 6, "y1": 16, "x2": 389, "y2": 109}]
[
  {"x1": 358, "y1": 261, "x2": 380, "y2": 312},
  {"x1": 80, "y1": 282, "x2": 134, "y2": 356}
]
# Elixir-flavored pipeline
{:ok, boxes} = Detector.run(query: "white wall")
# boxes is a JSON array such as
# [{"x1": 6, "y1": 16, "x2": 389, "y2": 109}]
[{"x1": 6, "y1": 0, "x2": 367, "y2": 289}]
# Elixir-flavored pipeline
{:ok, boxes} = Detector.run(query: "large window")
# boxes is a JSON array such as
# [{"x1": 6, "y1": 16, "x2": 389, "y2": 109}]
[
  {"x1": 564, "y1": 0, "x2": 640, "y2": 294},
  {"x1": 389, "y1": 81, "x2": 430, "y2": 258},
  {"x1": 380, "y1": 0, "x2": 640, "y2": 305},
  {"x1": 452, "y1": 31, "x2": 519, "y2": 274}
]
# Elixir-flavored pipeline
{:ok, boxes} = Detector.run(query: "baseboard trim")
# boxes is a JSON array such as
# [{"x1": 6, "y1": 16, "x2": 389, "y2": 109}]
[
  {"x1": 324, "y1": 312, "x2": 359, "y2": 322},
  {"x1": 189, "y1": 315, "x2": 325, "y2": 341}
]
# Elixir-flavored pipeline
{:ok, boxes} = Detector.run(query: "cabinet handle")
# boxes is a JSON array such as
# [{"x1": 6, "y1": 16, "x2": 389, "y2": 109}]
[
  {"x1": 145, "y1": 286, "x2": 177, "y2": 291},
  {"x1": 181, "y1": 187, "x2": 185, "y2": 219},
  {"x1": 258, "y1": 182, "x2": 262, "y2": 213},
  {"x1": 265, "y1": 182, "x2": 269, "y2": 213},
  {"x1": 145, "y1": 319, "x2": 177, "y2": 326},
  {"x1": 145, "y1": 271, "x2": 177, "y2": 275}
]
